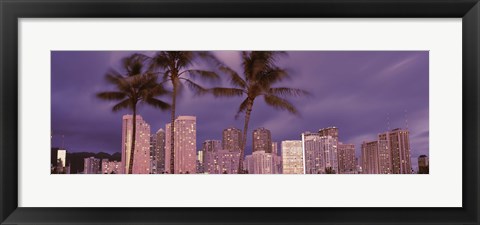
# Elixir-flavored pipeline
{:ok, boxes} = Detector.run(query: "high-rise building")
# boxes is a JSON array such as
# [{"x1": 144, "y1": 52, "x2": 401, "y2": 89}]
[
  {"x1": 355, "y1": 157, "x2": 362, "y2": 174},
  {"x1": 244, "y1": 155, "x2": 254, "y2": 174},
  {"x1": 57, "y1": 149, "x2": 67, "y2": 167},
  {"x1": 338, "y1": 143, "x2": 356, "y2": 174},
  {"x1": 217, "y1": 150, "x2": 241, "y2": 174},
  {"x1": 318, "y1": 127, "x2": 339, "y2": 141},
  {"x1": 56, "y1": 149, "x2": 67, "y2": 174},
  {"x1": 361, "y1": 141, "x2": 379, "y2": 174},
  {"x1": 150, "y1": 134, "x2": 157, "y2": 174},
  {"x1": 377, "y1": 134, "x2": 392, "y2": 174},
  {"x1": 165, "y1": 123, "x2": 172, "y2": 173},
  {"x1": 202, "y1": 140, "x2": 222, "y2": 174},
  {"x1": 318, "y1": 127, "x2": 339, "y2": 174},
  {"x1": 274, "y1": 155, "x2": 282, "y2": 174},
  {"x1": 222, "y1": 127, "x2": 242, "y2": 152},
  {"x1": 321, "y1": 136, "x2": 338, "y2": 173},
  {"x1": 272, "y1": 142, "x2": 282, "y2": 174},
  {"x1": 196, "y1": 150, "x2": 204, "y2": 174},
  {"x1": 384, "y1": 128, "x2": 412, "y2": 174},
  {"x1": 253, "y1": 128, "x2": 272, "y2": 153},
  {"x1": 84, "y1": 157, "x2": 101, "y2": 174},
  {"x1": 272, "y1": 142, "x2": 279, "y2": 155},
  {"x1": 252, "y1": 151, "x2": 275, "y2": 174},
  {"x1": 165, "y1": 116, "x2": 197, "y2": 174},
  {"x1": 302, "y1": 132, "x2": 325, "y2": 174},
  {"x1": 121, "y1": 114, "x2": 151, "y2": 174},
  {"x1": 101, "y1": 159, "x2": 122, "y2": 174},
  {"x1": 282, "y1": 140, "x2": 304, "y2": 174},
  {"x1": 155, "y1": 129, "x2": 166, "y2": 173},
  {"x1": 418, "y1": 155, "x2": 429, "y2": 174}
]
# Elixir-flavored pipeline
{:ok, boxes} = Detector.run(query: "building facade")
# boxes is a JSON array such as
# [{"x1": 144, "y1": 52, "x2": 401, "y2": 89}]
[
  {"x1": 149, "y1": 134, "x2": 157, "y2": 174},
  {"x1": 217, "y1": 150, "x2": 241, "y2": 174},
  {"x1": 222, "y1": 127, "x2": 242, "y2": 152},
  {"x1": 385, "y1": 128, "x2": 412, "y2": 174},
  {"x1": 252, "y1": 150, "x2": 275, "y2": 174},
  {"x1": 302, "y1": 132, "x2": 325, "y2": 174},
  {"x1": 281, "y1": 140, "x2": 304, "y2": 174},
  {"x1": 318, "y1": 127, "x2": 339, "y2": 174},
  {"x1": 101, "y1": 159, "x2": 122, "y2": 174},
  {"x1": 253, "y1": 127, "x2": 272, "y2": 153},
  {"x1": 121, "y1": 114, "x2": 151, "y2": 174},
  {"x1": 165, "y1": 116, "x2": 197, "y2": 174},
  {"x1": 155, "y1": 128, "x2": 166, "y2": 173},
  {"x1": 361, "y1": 141, "x2": 379, "y2": 174},
  {"x1": 244, "y1": 155, "x2": 254, "y2": 174},
  {"x1": 418, "y1": 155, "x2": 429, "y2": 174},
  {"x1": 338, "y1": 143, "x2": 356, "y2": 174},
  {"x1": 202, "y1": 140, "x2": 222, "y2": 174},
  {"x1": 84, "y1": 157, "x2": 101, "y2": 174},
  {"x1": 377, "y1": 135, "x2": 392, "y2": 174}
]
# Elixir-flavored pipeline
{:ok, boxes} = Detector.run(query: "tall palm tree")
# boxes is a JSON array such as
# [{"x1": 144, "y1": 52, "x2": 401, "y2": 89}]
[
  {"x1": 210, "y1": 51, "x2": 310, "y2": 174},
  {"x1": 97, "y1": 54, "x2": 170, "y2": 174},
  {"x1": 146, "y1": 51, "x2": 220, "y2": 174}
]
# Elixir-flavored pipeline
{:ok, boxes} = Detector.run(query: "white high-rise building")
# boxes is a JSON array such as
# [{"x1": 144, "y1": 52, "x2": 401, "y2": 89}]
[
  {"x1": 282, "y1": 140, "x2": 304, "y2": 174},
  {"x1": 57, "y1": 149, "x2": 67, "y2": 168},
  {"x1": 302, "y1": 132, "x2": 325, "y2": 174},
  {"x1": 121, "y1": 114, "x2": 151, "y2": 174},
  {"x1": 318, "y1": 127, "x2": 339, "y2": 174},
  {"x1": 321, "y1": 136, "x2": 338, "y2": 173},
  {"x1": 380, "y1": 128, "x2": 412, "y2": 174},
  {"x1": 252, "y1": 150, "x2": 275, "y2": 174},
  {"x1": 244, "y1": 155, "x2": 254, "y2": 174},
  {"x1": 165, "y1": 116, "x2": 197, "y2": 174},
  {"x1": 217, "y1": 149, "x2": 241, "y2": 174}
]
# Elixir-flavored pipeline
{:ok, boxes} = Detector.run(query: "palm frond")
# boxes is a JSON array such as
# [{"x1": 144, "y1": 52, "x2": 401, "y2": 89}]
[
  {"x1": 219, "y1": 66, "x2": 247, "y2": 88},
  {"x1": 269, "y1": 87, "x2": 311, "y2": 97},
  {"x1": 96, "y1": 91, "x2": 127, "y2": 101},
  {"x1": 175, "y1": 51, "x2": 195, "y2": 68},
  {"x1": 210, "y1": 87, "x2": 245, "y2": 97},
  {"x1": 263, "y1": 94, "x2": 298, "y2": 115},
  {"x1": 143, "y1": 97, "x2": 171, "y2": 110},
  {"x1": 180, "y1": 78, "x2": 207, "y2": 95},
  {"x1": 258, "y1": 68, "x2": 291, "y2": 86},
  {"x1": 150, "y1": 51, "x2": 172, "y2": 70},
  {"x1": 185, "y1": 69, "x2": 220, "y2": 83},
  {"x1": 149, "y1": 83, "x2": 172, "y2": 97},
  {"x1": 105, "y1": 72, "x2": 131, "y2": 92},
  {"x1": 112, "y1": 99, "x2": 133, "y2": 112}
]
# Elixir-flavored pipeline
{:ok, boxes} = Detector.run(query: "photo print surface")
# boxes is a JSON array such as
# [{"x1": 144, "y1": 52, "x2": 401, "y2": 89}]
[{"x1": 51, "y1": 51, "x2": 429, "y2": 175}]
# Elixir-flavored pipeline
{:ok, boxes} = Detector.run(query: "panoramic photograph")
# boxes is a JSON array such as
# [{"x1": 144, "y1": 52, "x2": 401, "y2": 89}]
[{"x1": 51, "y1": 51, "x2": 429, "y2": 175}]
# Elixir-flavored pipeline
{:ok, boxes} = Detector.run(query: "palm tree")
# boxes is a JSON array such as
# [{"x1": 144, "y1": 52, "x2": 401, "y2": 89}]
[
  {"x1": 210, "y1": 51, "x2": 310, "y2": 174},
  {"x1": 146, "y1": 51, "x2": 220, "y2": 174},
  {"x1": 97, "y1": 54, "x2": 170, "y2": 174}
]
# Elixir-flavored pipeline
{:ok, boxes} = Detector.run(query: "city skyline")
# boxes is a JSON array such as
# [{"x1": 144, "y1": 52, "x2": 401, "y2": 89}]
[{"x1": 51, "y1": 51, "x2": 429, "y2": 170}]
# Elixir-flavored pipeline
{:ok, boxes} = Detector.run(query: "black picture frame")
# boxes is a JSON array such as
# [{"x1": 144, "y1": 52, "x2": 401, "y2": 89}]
[{"x1": 1, "y1": 0, "x2": 479, "y2": 224}]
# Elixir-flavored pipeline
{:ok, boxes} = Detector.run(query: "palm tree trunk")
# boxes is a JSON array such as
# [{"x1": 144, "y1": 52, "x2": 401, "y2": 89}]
[
  {"x1": 238, "y1": 99, "x2": 253, "y2": 174},
  {"x1": 128, "y1": 107, "x2": 137, "y2": 174},
  {"x1": 169, "y1": 84, "x2": 177, "y2": 174}
]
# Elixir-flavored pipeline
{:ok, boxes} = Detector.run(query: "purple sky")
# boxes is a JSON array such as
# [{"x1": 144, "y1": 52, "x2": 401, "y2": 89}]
[{"x1": 51, "y1": 51, "x2": 429, "y2": 169}]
